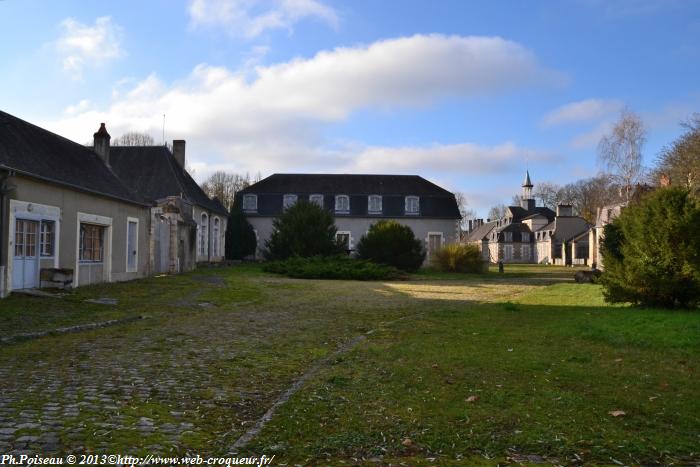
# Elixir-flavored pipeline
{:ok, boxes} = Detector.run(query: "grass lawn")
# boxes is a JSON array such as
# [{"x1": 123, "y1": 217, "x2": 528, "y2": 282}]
[{"x1": 0, "y1": 264, "x2": 698, "y2": 465}]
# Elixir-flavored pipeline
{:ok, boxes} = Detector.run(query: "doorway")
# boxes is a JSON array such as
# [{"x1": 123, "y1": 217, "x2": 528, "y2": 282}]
[{"x1": 12, "y1": 219, "x2": 39, "y2": 289}]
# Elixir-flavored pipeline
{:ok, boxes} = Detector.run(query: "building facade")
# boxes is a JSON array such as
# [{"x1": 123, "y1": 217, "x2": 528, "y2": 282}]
[
  {"x1": 466, "y1": 171, "x2": 592, "y2": 265},
  {"x1": 237, "y1": 174, "x2": 461, "y2": 261},
  {"x1": 0, "y1": 111, "x2": 225, "y2": 297}
]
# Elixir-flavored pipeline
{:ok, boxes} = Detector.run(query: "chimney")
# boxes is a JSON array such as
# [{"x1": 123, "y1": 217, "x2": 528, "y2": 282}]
[
  {"x1": 93, "y1": 123, "x2": 111, "y2": 167},
  {"x1": 556, "y1": 204, "x2": 573, "y2": 217},
  {"x1": 173, "y1": 140, "x2": 186, "y2": 168},
  {"x1": 521, "y1": 198, "x2": 536, "y2": 211}
]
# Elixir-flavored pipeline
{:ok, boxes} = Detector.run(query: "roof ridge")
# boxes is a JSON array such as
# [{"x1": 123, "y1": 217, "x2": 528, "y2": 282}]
[{"x1": 0, "y1": 110, "x2": 95, "y2": 155}]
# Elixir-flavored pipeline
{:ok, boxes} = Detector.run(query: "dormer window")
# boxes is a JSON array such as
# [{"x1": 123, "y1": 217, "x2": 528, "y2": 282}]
[
  {"x1": 309, "y1": 194, "x2": 324, "y2": 207},
  {"x1": 242, "y1": 194, "x2": 257, "y2": 212},
  {"x1": 335, "y1": 195, "x2": 350, "y2": 213},
  {"x1": 283, "y1": 194, "x2": 297, "y2": 209},
  {"x1": 521, "y1": 232, "x2": 530, "y2": 242},
  {"x1": 405, "y1": 196, "x2": 419, "y2": 214},
  {"x1": 504, "y1": 232, "x2": 513, "y2": 242},
  {"x1": 368, "y1": 195, "x2": 382, "y2": 214}
]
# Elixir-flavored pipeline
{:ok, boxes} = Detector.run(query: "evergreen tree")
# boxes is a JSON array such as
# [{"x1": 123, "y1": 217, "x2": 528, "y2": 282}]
[
  {"x1": 356, "y1": 220, "x2": 426, "y2": 272},
  {"x1": 225, "y1": 200, "x2": 257, "y2": 260},
  {"x1": 265, "y1": 200, "x2": 343, "y2": 260},
  {"x1": 600, "y1": 187, "x2": 700, "y2": 308}
]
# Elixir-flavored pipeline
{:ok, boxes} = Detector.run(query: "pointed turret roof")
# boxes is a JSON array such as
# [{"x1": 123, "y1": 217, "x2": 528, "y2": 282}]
[{"x1": 522, "y1": 170, "x2": 533, "y2": 188}]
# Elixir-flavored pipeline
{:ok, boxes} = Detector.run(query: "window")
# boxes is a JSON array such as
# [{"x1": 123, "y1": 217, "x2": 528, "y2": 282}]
[
  {"x1": 504, "y1": 232, "x2": 513, "y2": 242},
  {"x1": 80, "y1": 224, "x2": 105, "y2": 262},
  {"x1": 522, "y1": 244, "x2": 531, "y2": 261},
  {"x1": 336, "y1": 231, "x2": 351, "y2": 251},
  {"x1": 212, "y1": 217, "x2": 220, "y2": 257},
  {"x1": 283, "y1": 194, "x2": 298, "y2": 209},
  {"x1": 521, "y1": 232, "x2": 530, "y2": 243},
  {"x1": 126, "y1": 219, "x2": 138, "y2": 272},
  {"x1": 242, "y1": 194, "x2": 257, "y2": 212},
  {"x1": 14, "y1": 219, "x2": 37, "y2": 258},
  {"x1": 200, "y1": 213, "x2": 208, "y2": 256},
  {"x1": 368, "y1": 195, "x2": 382, "y2": 214},
  {"x1": 40, "y1": 221, "x2": 55, "y2": 257},
  {"x1": 309, "y1": 194, "x2": 324, "y2": 207},
  {"x1": 335, "y1": 195, "x2": 350, "y2": 213},
  {"x1": 504, "y1": 244, "x2": 513, "y2": 260},
  {"x1": 405, "y1": 196, "x2": 419, "y2": 214}
]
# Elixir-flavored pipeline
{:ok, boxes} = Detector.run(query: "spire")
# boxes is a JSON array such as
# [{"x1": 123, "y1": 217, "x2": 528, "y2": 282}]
[{"x1": 521, "y1": 170, "x2": 535, "y2": 210}]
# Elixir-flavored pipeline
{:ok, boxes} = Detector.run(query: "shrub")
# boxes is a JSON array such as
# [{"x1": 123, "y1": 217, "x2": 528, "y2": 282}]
[
  {"x1": 263, "y1": 256, "x2": 404, "y2": 281},
  {"x1": 265, "y1": 200, "x2": 344, "y2": 260},
  {"x1": 356, "y1": 220, "x2": 426, "y2": 272},
  {"x1": 225, "y1": 200, "x2": 257, "y2": 260},
  {"x1": 600, "y1": 187, "x2": 700, "y2": 308},
  {"x1": 432, "y1": 243, "x2": 485, "y2": 273}
]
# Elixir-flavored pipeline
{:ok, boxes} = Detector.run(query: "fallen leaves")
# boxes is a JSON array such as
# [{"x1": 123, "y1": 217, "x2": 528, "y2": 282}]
[
  {"x1": 608, "y1": 410, "x2": 626, "y2": 417},
  {"x1": 466, "y1": 395, "x2": 479, "y2": 403},
  {"x1": 401, "y1": 438, "x2": 413, "y2": 447}
]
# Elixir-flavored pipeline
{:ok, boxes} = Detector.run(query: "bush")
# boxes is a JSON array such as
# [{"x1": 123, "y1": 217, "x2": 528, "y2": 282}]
[
  {"x1": 432, "y1": 243, "x2": 485, "y2": 273},
  {"x1": 356, "y1": 220, "x2": 426, "y2": 272},
  {"x1": 265, "y1": 200, "x2": 344, "y2": 260},
  {"x1": 263, "y1": 256, "x2": 404, "y2": 281},
  {"x1": 600, "y1": 187, "x2": 700, "y2": 308},
  {"x1": 225, "y1": 201, "x2": 257, "y2": 260}
]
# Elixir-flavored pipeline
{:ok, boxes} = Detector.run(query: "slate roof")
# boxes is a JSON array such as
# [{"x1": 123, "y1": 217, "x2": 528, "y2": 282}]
[
  {"x1": 465, "y1": 221, "x2": 496, "y2": 242},
  {"x1": 539, "y1": 221, "x2": 556, "y2": 231},
  {"x1": 506, "y1": 205, "x2": 555, "y2": 222},
  {"x1": 0, "y1": 110, "x2": 147, "y2": 206},
  {"x1": 240, "y1": 174, "x2": 461, "y2": 219},
  {"x1": 110, "y1": 146, "x2": 227, "y2": 215}
]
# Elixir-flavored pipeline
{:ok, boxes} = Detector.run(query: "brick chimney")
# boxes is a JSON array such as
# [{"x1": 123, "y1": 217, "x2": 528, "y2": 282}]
[
  {"x1": 93, "y1": 123, "x2": 111, "y2": 167},
  {"x1": 173, "y1": 140, "x2": 186, "y2": 168}
]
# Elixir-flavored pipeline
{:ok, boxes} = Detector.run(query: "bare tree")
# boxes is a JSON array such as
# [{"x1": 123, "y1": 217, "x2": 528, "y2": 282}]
[
  {"x1": 453, "y1": 192, "x2": 477, "y2": 231},
  {"x1": 487, "y1": 203, "x2": 507, "y2": 221},
  {"x1": 201, "y1": 171, "x2": 255, "y2": 211},
  {"x1": 533, "y1": 182, "x2": 561, "y2": 210},
  {"x1": 113, "y1": 132, "x2": 155, "y2": 146},
  {"x1": 654, "y1": 113, "x2": 700, "y2": 196},
  {"x1": 598, "y1": 110, "x2": 647, "y2": 201}
]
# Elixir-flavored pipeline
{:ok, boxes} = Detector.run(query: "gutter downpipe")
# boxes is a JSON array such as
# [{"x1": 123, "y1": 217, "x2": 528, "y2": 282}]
[{"x1": 0, "y1": 170, "x2": 13, "y2": 297}]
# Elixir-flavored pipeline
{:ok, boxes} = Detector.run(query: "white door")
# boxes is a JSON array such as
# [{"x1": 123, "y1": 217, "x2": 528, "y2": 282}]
[{"x1": 12, "y1": 219, "x2": 39, "y2": 289}]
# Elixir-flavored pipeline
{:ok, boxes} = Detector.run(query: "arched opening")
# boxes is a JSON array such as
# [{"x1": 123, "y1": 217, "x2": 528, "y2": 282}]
[
  {"x1": 213, "y1": 217, "x2": 220, "y2": 257},
  {"x1": 200, "y1": 212, "x2": 208, "y2": 257}
]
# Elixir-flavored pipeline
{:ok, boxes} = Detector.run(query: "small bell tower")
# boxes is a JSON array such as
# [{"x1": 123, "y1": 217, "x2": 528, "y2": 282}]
[{"x1": 521, "y1": 170, "x2": 535, "y2": 211}]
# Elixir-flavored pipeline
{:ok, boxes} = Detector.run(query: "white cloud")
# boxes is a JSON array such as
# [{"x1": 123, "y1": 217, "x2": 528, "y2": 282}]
[
  {"x1": 340, "y1": 142, "x2": 553, "y2": 175},
  {"x1": 56, "y1": 16, "x2": 124, "y2": 79},
  {"x1": 541, "y1": 98, "x2": 623, "y2": 127},
  {"x1": 188, "y1": 0, "x2": 339, "y2": 38},
  {"x1": 42, "y1": 33, "x2": 559, "y2": 204}
]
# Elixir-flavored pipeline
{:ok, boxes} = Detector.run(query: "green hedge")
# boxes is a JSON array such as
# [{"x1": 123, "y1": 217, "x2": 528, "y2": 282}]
[{"x1": 263, "y1": 256, "x2": 405, "y2": 281}]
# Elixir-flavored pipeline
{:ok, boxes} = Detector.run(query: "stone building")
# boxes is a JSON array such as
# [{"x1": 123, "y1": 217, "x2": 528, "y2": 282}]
[
  {"x1": 466, "y1": 171, "x2": 592, "y2": 265},
  {"x1": 237, "y1": 173, "x2": 461, "y2": 261},
  {"x1": 0, "y1": 111, "x2": 225, "y2": 297}
]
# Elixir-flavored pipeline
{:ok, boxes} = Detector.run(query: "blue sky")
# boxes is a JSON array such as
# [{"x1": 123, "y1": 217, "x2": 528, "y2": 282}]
[{"x1": 1, "y1": 0, "x2": 699, "y2": 215}]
